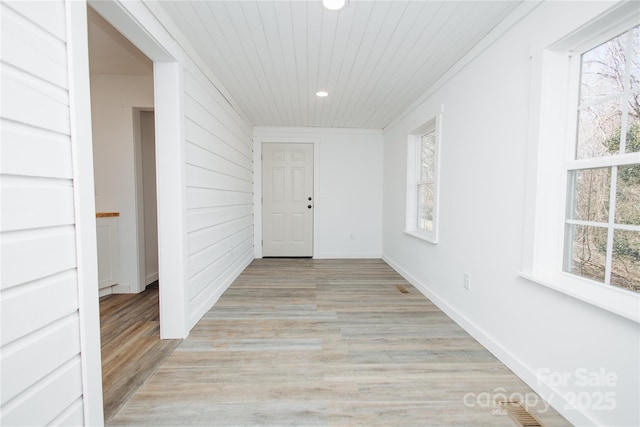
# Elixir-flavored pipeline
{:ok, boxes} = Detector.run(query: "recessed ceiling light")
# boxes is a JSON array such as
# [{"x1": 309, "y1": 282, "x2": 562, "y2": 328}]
[
  {"x1": 316, "y1": 91, "x2": 329, "y2": 97},
  {"x1": 322, "y1": 0, "x2": 346, "y2": 11}
]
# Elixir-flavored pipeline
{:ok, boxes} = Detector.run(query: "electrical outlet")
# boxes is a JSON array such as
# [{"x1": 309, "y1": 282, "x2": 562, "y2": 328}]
[{"x1": 464, "y1": 273, "x2": 471, "y2": 290}]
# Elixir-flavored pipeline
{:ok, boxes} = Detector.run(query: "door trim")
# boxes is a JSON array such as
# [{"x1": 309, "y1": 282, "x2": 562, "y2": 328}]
[
  {"x1": 88, "y1": 0, "x2": 189, "y2": 340},
  {"x1": 66, "y1": 2, "x2": 103, "y2": 423},
  {"x1": 253, "y1": 137, "x2": 319, "y2": 259}
]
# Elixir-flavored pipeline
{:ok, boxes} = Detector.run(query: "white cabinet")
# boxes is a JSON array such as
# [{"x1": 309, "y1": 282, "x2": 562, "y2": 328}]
[{"x1": 96, "y1": 214, "x2": 120, "y2": 289}]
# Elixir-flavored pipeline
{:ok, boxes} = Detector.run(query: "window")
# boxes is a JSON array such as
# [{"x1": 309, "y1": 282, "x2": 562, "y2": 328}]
[
  {"x1": 564, "y1": 24, "x2": 640, "y2": 293},
  {"x1": 406, "y1": 112, "x2": 441, "y2": 243},
  {"x1": 522, "y1": 3, "x2": 640, "y2": 323}
]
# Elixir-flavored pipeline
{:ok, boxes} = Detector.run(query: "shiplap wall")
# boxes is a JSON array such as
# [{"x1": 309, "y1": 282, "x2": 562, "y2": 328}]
[
  {"x1": 184, "y1": 64, "x2": 254, "y2": 329},
  {"x1": 89, "y1": 0, "x2": 255, "y2": 333},
  {"x1": 115, "y1": 0, "x2": 256, "y2": 330},
  {"x1": 1, "y1": 1, "x2": 86, "y2": 425}
]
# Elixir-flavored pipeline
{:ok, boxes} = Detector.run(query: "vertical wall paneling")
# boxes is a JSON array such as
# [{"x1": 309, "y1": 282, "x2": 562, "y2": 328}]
[{"x1": 1, "y1": 0, "x2": 103, "y2": 424}]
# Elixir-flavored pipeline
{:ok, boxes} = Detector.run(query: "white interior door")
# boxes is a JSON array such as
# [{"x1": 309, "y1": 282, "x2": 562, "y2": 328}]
[{"x1": 262, "y1": 143, "x2": 314, "y2": 257}]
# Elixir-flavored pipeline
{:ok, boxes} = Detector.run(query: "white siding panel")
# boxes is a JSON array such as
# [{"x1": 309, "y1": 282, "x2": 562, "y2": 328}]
[
  {"x1": 0, "y1": 271, "x2": 78, "y2": 346},
  {"x1": 1, "y1": 180, "x2": 75, "y2": 232},
  {"x1": 1, "y1": 228, "x2": 77, "y2": 290},
  {"x1": 188, "y1": 243, "x2": 254, "y2": 324},
  {"x1": 188, "y1": 214, "x2": 253, "y2": 255},
  {"x1": 2, "y1": 1, "x2": 66, "y2": 41},
  {"x1": 1, "y1": 315, "x2": 81, "y2": 405},
  {"x1": 0, "y1": 122, "x2": 73, "y2": 179},
  {"x1": 185, "y1": 119, "x2": 252, "y2": 167},
  {"x1": 186, "y1": 164, "x2": 251, "y2": 192},
  {"x1": 188, "y1": 235, "x2": 253, "y2": 301},
  {"x1": 188, "y1": 246, "x2": 254, "y2": 326},
  {"x1": 0, "y1": 356, "x2": 83, "y2": 426},
  {"x1": 188, "y1": 226, "x2": 252, "y2": 280},
  {"x1": 49, "y1": 399, "x2": 84, "y2": 427},
  {"x1": 184, "y1": 70, "x2": 251, "y2": 144},
  {"x1": 182, "y1": 57, "x2": 253, "y2": 328},
  {"x1": 186, "y1": 187, "x2": 252, "y2": 209},
  {"x1": 1, "y1": 4, "x2": 68, "y2": 88},
  {"x1": 1, "y1": 67, "x2": 70, "y2": 135},
  {"x1": 185, "y1": 95, "x2": 248, "y2": 154},
  {"x1": 187, "y1": 205, "x2": 253, "y2": 232},
  {"x1": 0, "y1": 0, "x2": 87, "y2": 422},
  {"x1": 186, "y1": 142, "x2": 252, "y2": 182}
]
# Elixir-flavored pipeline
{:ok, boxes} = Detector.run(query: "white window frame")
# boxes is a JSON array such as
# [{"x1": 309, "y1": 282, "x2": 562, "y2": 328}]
[
  {"x1": 405, "y1": 110, "x2": 442, "y2": 244},
  {"x1": 521, "y1": 4, "x2": 640, "y2": 323},
  {"x1": 563, "y1": 25, "x2": 640, "y2": 288}
]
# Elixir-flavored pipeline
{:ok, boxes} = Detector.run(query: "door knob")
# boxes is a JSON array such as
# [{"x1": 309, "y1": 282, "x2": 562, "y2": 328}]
[
  {"x1": 307, "y1": 205, "x2": 312, "y2": 209},
  {"x1": 308, "y1": 197, "x2": 312, "y2": 201}
]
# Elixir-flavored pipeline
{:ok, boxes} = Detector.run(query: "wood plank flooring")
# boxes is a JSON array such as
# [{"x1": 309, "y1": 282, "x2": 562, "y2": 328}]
[
  {"x1": 108, "y1": 259, "x2": 570, "y2": 426},
  {"x1": 100, "y1": 287, "x2": 181, "y2": 422}
]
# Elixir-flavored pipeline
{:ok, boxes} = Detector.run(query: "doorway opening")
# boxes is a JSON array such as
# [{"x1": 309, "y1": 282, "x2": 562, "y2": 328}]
[
  {"x1": 88, "y1": 6, "x2": 156, "y2": 297},
  {"x1": 87, "y1": 0, "x2": 187, "y2": 339},
  {"x1": 87, "y1": 6, "x2": 162, "y2": 420},
  {"x1": 86, "y1": 3, "x2": 186, "y2": 420}
]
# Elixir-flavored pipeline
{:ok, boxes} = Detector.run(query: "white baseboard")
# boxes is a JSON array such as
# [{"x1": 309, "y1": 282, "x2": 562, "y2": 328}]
[
  {"x1": 382, "y1": 254, "x2": 597, "y2": 427},
  {"x1": 146, "y1": 271, "x2": 159, "y2": 285},
  {"x1": 98, "y1": 287, "x2": 113, "y2": 297},
  {"x1": 315, "y1": 252, "x2": 382, "y2": 259},
  {"x1": 111, "y1": 282, "x2": 131, "y2": 293}
]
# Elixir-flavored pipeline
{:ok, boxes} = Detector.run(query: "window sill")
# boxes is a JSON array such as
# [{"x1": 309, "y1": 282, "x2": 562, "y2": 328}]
[
  {"x1": 519, "y1": 271, "x2": 640, "y2": 323},
  {"x1": 404, "y1": 229, "x2": 438, "y2": 244}
]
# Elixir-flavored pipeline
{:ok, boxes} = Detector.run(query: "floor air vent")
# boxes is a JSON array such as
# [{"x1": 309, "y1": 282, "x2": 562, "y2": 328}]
[
  {"x1": 395, "y1": 285, "x2": 410, "y2": 294},
  {"x1": 498, "y1": 401, "x2": 543, "y2": 427}
]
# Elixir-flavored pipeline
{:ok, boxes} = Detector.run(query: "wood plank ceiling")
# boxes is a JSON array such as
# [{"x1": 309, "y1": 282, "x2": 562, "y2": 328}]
[{"x1": 155, "y1": 0, "x2": 522, "y2": 129}]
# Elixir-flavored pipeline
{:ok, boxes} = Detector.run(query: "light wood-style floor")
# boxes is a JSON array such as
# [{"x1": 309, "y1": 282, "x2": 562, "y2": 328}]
[
  {"x1": 107, "y1": 259, "x2": 570, "y2": 426},
  {"x1": 100, "y1": 287, "x2": 181, "y2": 422}
]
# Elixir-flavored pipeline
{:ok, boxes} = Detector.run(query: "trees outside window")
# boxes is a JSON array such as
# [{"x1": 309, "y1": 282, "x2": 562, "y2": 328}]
[
  {"x1": 564, "y1": 24, "x2": 640, "y2": 293},
  {"x1": 417, "y1": 129, "x2": 436, "y2": 233},
  {"x1": 406, "y1": 113, "x2": 441, "y2": 244}
]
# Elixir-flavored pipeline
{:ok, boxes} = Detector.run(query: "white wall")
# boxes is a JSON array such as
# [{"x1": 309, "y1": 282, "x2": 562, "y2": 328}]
[
  {"x1": 90, "y1": 74, "x2": 154, "y2": 293},
  {"x1": 253, "y1": 127, "x2": 383, "y2": 259},
  {"x1": 382, "y1": 2, "x2": 639, "y2": 426},
  {"x1": 1, "y1": 1, "x2": 102, "y2": 425}
]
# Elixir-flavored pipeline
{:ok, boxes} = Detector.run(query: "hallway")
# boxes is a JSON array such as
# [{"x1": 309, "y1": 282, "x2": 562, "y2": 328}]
[{"x1": 105, "y1": 259, "x2": 569, "y2": 426}]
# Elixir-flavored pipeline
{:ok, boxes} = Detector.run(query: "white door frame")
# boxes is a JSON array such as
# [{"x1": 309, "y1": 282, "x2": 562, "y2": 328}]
[
  {"x1": 88, "y1": 0, "x2": 188, "y2": 340},
  {"x1": 253, "y1": 137, "x2": 320, "y2": 258},
  {"x1": 66, "y1": 2, "x2": 103, "y2": 424}
]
